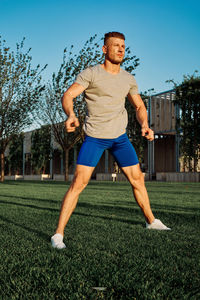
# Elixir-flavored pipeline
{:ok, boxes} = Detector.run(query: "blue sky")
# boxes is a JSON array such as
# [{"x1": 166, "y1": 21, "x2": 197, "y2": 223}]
[{"x1": 0, "y1": 0, "x2": 200, "y2": 94}]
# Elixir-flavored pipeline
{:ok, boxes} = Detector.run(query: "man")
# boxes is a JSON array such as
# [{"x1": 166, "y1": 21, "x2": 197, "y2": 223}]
[{"x1": 51, "y1": 32, "x2": 170, "y2": 249}]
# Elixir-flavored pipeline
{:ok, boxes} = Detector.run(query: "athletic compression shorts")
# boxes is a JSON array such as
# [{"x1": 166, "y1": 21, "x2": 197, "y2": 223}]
[{"x1": 77, "y1": 133, "x2": 139, "y2": 167}]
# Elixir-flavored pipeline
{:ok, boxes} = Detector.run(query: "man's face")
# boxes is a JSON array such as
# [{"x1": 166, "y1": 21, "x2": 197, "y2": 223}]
[{"x1": 103, "y1": 37, "x2": 125, "y2": 64}]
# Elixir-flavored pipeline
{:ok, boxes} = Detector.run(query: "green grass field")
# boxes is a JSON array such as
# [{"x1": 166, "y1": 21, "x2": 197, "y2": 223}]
[{"x1": 0, "y1": 180, "x2": 199, "y2": 300}]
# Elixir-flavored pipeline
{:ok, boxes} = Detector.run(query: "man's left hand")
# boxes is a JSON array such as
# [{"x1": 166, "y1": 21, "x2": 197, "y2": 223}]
[{"x1": 141, "y1": 126, "x2": 154, "y2": 141}]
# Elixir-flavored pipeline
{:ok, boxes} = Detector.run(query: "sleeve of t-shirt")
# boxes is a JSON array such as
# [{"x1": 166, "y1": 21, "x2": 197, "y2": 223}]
[
  {"x1": 129, "y1": 75, "x2": 139, "y2": 95},
  {"x1": 75, "y1": 67, "x2": 92, "y2": 89}
]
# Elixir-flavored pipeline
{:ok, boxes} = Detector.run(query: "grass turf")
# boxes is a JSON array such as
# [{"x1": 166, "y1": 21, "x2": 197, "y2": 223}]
[{"x1": 0, "y1": 180, "x2": 199, "y2": 299}]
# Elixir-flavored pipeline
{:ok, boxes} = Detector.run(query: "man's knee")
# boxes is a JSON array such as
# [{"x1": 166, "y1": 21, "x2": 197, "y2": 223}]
[
  {"x1": 70, "y1": 173, "x2": 89, "y2": 193},
  {"x1": 128, "y1": 169, "x2": 145, "y2": 189}
]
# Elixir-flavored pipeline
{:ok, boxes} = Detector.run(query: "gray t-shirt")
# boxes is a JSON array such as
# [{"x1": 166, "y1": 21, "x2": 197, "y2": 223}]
[{"x1": 75, "y1": 64, "x2": 138, "y2": 138}]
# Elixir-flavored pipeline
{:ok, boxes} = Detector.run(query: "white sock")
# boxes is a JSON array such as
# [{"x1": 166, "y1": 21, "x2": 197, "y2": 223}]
[{"x1": 51, "y1": 233, "x2": 66, "y2": 249}]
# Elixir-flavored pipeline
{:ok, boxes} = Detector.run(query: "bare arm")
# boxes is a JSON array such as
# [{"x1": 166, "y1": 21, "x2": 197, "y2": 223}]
[
  {"x1": 62, "y1": 83, "x2": 85, "y2": 132},
  {"x1": 127, "y1": 93, "x2": 154, "y2": 141}
]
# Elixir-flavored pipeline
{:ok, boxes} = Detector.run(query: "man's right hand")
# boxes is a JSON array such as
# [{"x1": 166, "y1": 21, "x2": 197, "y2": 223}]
[{"x1": 65, "y1": 115, "x2": 80, "y2": 132}]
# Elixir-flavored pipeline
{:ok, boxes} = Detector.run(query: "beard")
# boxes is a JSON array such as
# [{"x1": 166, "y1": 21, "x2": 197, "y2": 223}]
[{"x1": 106, "y1": 54, "x2": 124, "y2": 64}]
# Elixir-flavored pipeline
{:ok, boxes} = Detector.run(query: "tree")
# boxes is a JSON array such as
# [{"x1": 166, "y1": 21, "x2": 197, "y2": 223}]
[
  {"x1": 39, "y1": 34, "x2": 140, "y2": 181},
  {"x1": 0, "y1": 36, "x2": 47, "y2": 181},
  {"x1": 6, "y1": 133, "x2": 24, "y2": 175},
  {"x1": 167, "y1": 71, "x2": 200, "y2": 171},
  {"x1": 31, "y1": 125, "x2": 51, "y2": 174}
]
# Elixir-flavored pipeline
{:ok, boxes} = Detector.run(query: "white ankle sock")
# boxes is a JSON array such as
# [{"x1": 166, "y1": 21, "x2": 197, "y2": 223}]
[{"x1": 51, "y1": 233, "x2": 66, "y2": 249}]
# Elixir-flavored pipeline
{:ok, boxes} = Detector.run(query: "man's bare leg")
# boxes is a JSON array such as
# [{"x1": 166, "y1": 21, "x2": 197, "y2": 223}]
[
  {"x1": 121, "y1": 164, "x2": 155, "y2": 224},
  {"x1": 121, "y1": 164, "x2": 170, "y2": 230},
  {"x1": 51, "y1": 165, "x2": 94, "y2": 248},
  {"x1": 56, "y1": 164, "x2": 95, "y2": 235}
]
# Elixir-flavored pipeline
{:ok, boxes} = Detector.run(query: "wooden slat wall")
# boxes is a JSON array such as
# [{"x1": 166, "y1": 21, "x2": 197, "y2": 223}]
[
  {"x1": 152, "y1": 98, "x2": 161, "y2": 132},
  {"x1": 171, "y1": 95, "x2": 176, "y2": 132},
  {"x1": 151, "y1": 92, "x2": 176, "y2": 133}
]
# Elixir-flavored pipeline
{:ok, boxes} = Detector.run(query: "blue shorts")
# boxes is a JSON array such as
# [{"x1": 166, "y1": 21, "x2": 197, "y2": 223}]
[{"x1": 77, "y1": 133, "x2": 139, "y2": 167}]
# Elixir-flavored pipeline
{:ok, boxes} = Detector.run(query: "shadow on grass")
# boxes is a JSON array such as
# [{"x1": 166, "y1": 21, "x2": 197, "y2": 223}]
[
  {"x1": 1, "y1": 195, "x2": 199, "y2": 241},
  {"x1": 0, "y1": 180, "x2": 70, "y2": 186},
  {"x1": 83, "y1": 186, "x2": 132, "y2": 193},
  {"x1": 0, "y1": 194, "x2": 60, "y2": 205},
  {"x1": 0, "y1": 200, "x2": 59, "y2": 212},
  {"x1": 73, "y1": 211, "x2": 143, "y2": 226},
  {"x1": 1, "y1": 196, "x2": 199, "y2": 220},
  {"x1": 147, "y1": 190, "x2": 200, "y2": 196},
  {"x1": 0, "y1": 197, "x2": 143, "y2": 228},
  {"x1": 150, "y1": 203, "x2": 200, "y2": 214},
  {"x1": 0, "y1": 214, "x2": 49, "y2": 242},
  {"x1": 104, "y1": 200, "x2": 200, "y2": 214},
  {"x1": 1, "y1": 192, "x2": 200, "y2": 213},
  {"x1": 85, "y1": 183, "x2": 200, "y2": 195},
  {"x1": 77, "y1": 201, "x2": 200, "y2": 216}
]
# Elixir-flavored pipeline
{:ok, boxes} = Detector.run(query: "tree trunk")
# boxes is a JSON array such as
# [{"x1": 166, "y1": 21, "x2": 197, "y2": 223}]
[
  {"x1": 194, "y1": 149, "x2": 198, "y2": 172},
  {"x1": 193, "y1": 137, "x2": 198, "y2": 173},
  {"x1": 189, "y1": 156, "x2": 192, "y2": 172},
  {"x1": 64, "y1": 148, "x2": 69, "y2": 182},
  {"x1": 183, "y1": 156, "x2": 186, "y2": 172},
  {"x1": 0, "y1": 152, "x2": 5, "y2": 182}
]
